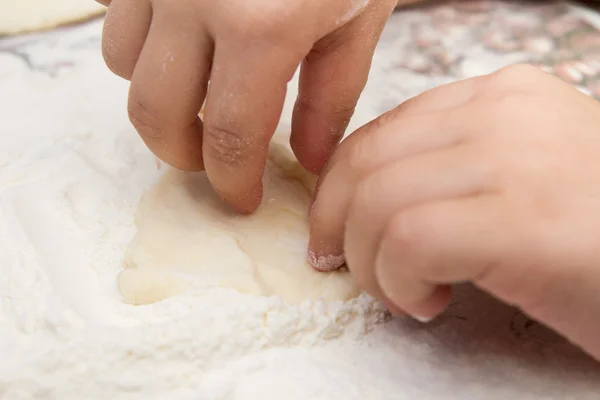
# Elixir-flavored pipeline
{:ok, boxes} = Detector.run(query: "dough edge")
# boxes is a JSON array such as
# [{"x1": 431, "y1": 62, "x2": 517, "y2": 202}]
[{"x1": 0, "y1": 1, "x2": 106, "y2": 36}]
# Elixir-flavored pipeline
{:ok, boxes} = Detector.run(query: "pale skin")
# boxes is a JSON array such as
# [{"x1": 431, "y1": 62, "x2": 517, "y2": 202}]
[
  {"x1": 97, "y1": 0, "x2": 404, "y2": 213},
  {"x1": 97, "y1": 0, "x2": 600, "y2": 362},
  {"x1": 310, "y1": 65, "x2": 600, "y2": 362}
]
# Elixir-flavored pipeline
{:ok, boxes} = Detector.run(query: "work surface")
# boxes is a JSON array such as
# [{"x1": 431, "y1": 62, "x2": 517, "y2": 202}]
[{"x1": 1, "y1": 1, "x2": 600, "y2": 399}]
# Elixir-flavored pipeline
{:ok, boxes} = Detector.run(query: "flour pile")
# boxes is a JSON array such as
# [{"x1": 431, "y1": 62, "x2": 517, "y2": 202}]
[
  {"x1": 1, "y1": 13, "x2": 600, "y2": 400},
  {"x1": 0, "y1": 20, "x2": 388, "y2": 400}
]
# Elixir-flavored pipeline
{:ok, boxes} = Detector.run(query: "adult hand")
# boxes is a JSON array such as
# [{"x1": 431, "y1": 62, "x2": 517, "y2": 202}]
[
  {"x1": 98, "y1": 0, "x2": 397, "y2": 213},
  {"x1": 309, "y1": 64, "x2": 600, "y2": 361}
]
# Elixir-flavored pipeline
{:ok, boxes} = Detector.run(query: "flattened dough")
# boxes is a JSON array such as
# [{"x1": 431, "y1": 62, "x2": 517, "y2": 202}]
[
  {"x1": 0, "y1": 0, "x2": 105, "y2": 35},
  {"x1": 119, "y1": 137, "x2": 360, "y2": 305}
]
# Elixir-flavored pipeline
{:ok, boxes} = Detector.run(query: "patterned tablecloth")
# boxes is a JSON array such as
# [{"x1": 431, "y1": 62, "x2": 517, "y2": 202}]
[
  {"x1": 2, "y1": 1, "x2": 600, "y2": 108},
  {"x1": 362, "y1": 0, "x2": 600, "y2": 115},
  {"x1": 1, "y1": 1, "x2": 600, "y2": 398}
]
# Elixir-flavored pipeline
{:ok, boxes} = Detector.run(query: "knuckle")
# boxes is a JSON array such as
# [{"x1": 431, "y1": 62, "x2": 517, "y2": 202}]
[
  {"x1": 485, "y1": 63, "x2": 546, "y2": 93},
  {"x1": 479, "y1": 156, "x2": 504, "y2": 189},
  {"x1": 127, "y1": 96, "x2": 164, "y2": 142},
  {"x1": 296, "y1": 99, "x2": 357, "y2": 140},
  {"x1": 385, "y1": 210, "x2": 455, "y2": 282},
  {"x1": 204, "y1": 125, "x2": 249, "y2": 167},
  {"x1": 231, "y1": 8, "x2": 291, "y2": 39},
  {"x1": 473, "y1": 90, "x2": 536, "y2": 132},
  {"x1": 330, "y1": 102, "x2": 358, "y2": 124},
  {"x1": 386, "y1": 211, "x2": 421, "y2": 250},
  {"x1": 495, "y1": 63, "x2": 543, "y2": 80},
  {"x1": 385, "y1": 210, "x2": 437, "y2": 262},
  {"x1": 297, "y1": 97, "x2": 357, "y2": 121},
  {"x1": 363, "y1": 107, "x2": 402, "y2": 136},
  {"x1": 225, "y1": 3, "x2": 308, "y2": 45},
  {"x1": 345, "y1": 134, "x2": 372, "y2": 174}
]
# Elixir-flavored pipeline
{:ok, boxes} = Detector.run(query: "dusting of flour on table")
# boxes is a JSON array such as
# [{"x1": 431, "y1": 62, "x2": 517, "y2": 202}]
[
  {"x1": 0, "y1": 20, "x2": 387, "y2": 400},
  {"x1": 2, "y1": 4, "x2": 600, "y2": 399}
]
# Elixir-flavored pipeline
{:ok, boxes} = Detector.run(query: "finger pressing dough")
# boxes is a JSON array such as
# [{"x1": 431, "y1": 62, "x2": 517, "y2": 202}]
[
  {"x1": 0, "y1": 0, "x2": 105, "y2": 36},
  {"x1": 119, "y1": 137, "x2": 360, "y2": 305}
]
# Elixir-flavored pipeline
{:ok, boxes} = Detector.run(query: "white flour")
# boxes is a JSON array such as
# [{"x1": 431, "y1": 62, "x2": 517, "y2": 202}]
[
  {"x1": 0, "y1": 26, "x2": 386, "y2": 398},
  {"x1": 1, "y1": 9, "x2": 600, "y2": 400}
]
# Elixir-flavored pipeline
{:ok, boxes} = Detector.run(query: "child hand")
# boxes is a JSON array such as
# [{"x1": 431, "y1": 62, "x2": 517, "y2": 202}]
[
  {"x1": 97, "y1": 0, "x2": 397, "y2": 213},
  {"x1": 309, "y1": 64, "x2": 600, "y2": 361}
]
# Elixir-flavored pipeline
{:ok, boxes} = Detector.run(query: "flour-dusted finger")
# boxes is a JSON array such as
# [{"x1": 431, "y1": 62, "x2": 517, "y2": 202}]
[
  {"x1": 290, "y1": 0, "x2": 396, "y2": 174},
  {"x1": 202, "y1": 43, "x2": 304, "y2": 214},
  {"x1": 102, "y1": 0, "x2": 152, "y2": 80},
  {"x1": 127, "y1": 8, "x2": 212, "y2": 171}
]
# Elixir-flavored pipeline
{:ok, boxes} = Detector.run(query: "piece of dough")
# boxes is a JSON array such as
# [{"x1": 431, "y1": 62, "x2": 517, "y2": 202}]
[
  {"x1": 0, "y1": 0, "x2": 105, "y2": 36},
  {"x1": 119, "y1": 137, "x2": 360, "y2": 305}
]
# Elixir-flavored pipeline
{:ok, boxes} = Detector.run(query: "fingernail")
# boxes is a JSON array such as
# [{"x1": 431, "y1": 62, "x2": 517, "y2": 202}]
[
  {"x1": 308, "y1": 250, "x2": 345, "y2": 271},
  {"x1": 375, "y1": 255, "x2": 440, "y2": 323},
  {"x1": 412, "y1": 314, "x2": 433, "y2": 323}
]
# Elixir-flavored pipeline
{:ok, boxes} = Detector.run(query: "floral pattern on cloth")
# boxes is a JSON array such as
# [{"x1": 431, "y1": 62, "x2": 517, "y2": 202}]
[{"x1": 364, "y1": 0, "x2": 600, "y2": 116}]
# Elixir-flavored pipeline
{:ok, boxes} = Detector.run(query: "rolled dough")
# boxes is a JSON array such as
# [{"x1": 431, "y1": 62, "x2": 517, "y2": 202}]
[
  {"x1": 0, "y1": 0, "x2": 106, "y2": 35},
  {"x1": 119, "y1": 137, "x2": 360, "y2": 305}
]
